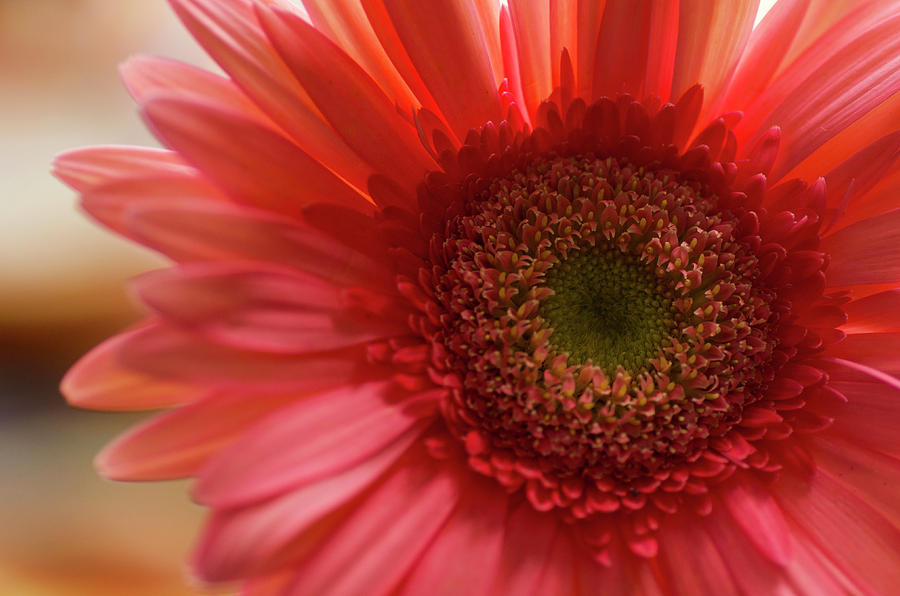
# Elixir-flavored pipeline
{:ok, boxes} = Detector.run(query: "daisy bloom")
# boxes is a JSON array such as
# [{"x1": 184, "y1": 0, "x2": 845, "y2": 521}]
[{"x1": 56, "y1": 0, "x2": 900, "y2": 593}]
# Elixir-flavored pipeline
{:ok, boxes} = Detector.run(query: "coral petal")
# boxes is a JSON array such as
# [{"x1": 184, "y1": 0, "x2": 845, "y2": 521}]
[
  {"x1": 658, "y1": 514, "x2": 740, "y2": 596},
  {"x1": 283, "y1": 458, "x2": 461, "y2": 595},
  {"x1": 123, "y1": 198, "x2": 392, "y2": 287},
  {"x1": 96, "y1": 391, "x2": 297, "y2": 480},
  {"x1": 133, "y1": 263, "x2": 408, "y2": 354},
  {"x1": 376, "y1": 0, "x2": 502, "y2": 137},
  {"x1": 843, "y1": 290, "x2": 900, "y2": 333},
  {"x1": 169, "y1": 0, "x2": 372, "y2": 190},
  {"x1": 193, "y1": 429, "x2": 419, "y2": 581},
  {"x1": 256, "y1": 5, "x2": 434, "y2": 193},
  {"x1": 749, "y1": 13, "x2": 900, "y2": 180},
  {"x1": 775, "y1": 467, "x2": 900, "y2": 594},
  {"x1": 721, "y1": 478, "x2": 793, "y2": 566},
  {"x1": 193, "y1": 382, "x2": 437, "y2": 507},
  {"x1": 143, "y1": 95, "x2": 371, "y2": 216},
  {"x1": 60, "y1": 326, "x2": 202, "y2": 411},
  {"x1": 398, "y1": 480, "x2": 507, "y2": 596},
  {"x1": 115, "y1": 324, "x2": 371, "y2": 393},
  {"x1": 491, "y1": 503, "x2": 559, "y2": 594},
  {"x1": 822, "y1": 209, "x2": 900, "y2": 286}
]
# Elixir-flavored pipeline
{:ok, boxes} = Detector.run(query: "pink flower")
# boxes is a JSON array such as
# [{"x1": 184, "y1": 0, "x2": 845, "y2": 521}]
[{"x1": 56, "y1": 0, "x2": 900, "y2": 593}]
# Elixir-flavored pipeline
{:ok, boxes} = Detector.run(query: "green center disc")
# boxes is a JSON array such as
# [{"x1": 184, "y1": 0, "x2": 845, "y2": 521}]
[{"x1": 541, "y1": 248, "x2": 675, "y2": 372}]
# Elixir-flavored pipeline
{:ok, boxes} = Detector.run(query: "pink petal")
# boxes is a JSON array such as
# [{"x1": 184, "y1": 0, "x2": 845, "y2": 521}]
[
  {"x1": 657, "y1": 513, "x2": 741, "y2": 596},
  {"x1": 642, "y1": 0, "x2": 680, "y2": 102},
  {"x1": 301, "y1": 0, "x2": 423, "y2": 114},
  {"x1": 811, "y1": 434, "x2": 900, "y2": 527},
  {"x1": 574, "y1": 0, "x2": 603, "y2": 100},
  {"x1": 720, "y1": 476, "x2": 793, "y2": 565},
  {"x1": 53, "y1": 146, "x2": 204, "y2": 193},
  {"x1": 744, "y1": 12, "x2": 900, "y2": 180},
  {"x1": 398, "y1": 478, "x2": 507, "y2": 596},
  {"x1": 781, "y1": 530, "x2": 860, "y2": 596},
  {"x1": 780, "y1": 0, "x2": 886, "y2": 71},
  {"x1": 54, "y1": 146, "x2": 228, "y2": 238},
  {"x1": 133, "y1": 263, "x2": 409, "y2": 354},
  {"x1": 255, "y1": 4, "x2": 434, "y2": 193},
  {"x1": 60, "y1": 326, "x2": 203, "y2": 411},
  {"x1": 548, "y1": 0, "x2": 577, "y2": 90},
  {"x1": 704, "y1": 497, "x2": 846, "y2": 595},
  {"x1": 592, "y1": 1, "x2": 655, "y2": 99},
  {"x1": 194, "y1": 382, "x2": 438, "y2": 507},
  {"x1": 843, "y1": 290, "x2": 900, "y2": 334},
  {"x1": 821, "y1": 379, "x2": 900, "y2": 456},
  {"x1": 821, "y1": 209, "x2": 900, "y2": 287},
  {"x1": 775, "y1": 465, "x2": 900, "y2": 594},
  {"x1": 716, "y1": 0, "x2": 810, "y2": 114},
  {"x1": 737, "y1": 1, "x2": 900, "y2": 147},
  {"x1": 120, "y1": 54, "x2": 268, "y2": 120},
  {"x1": 491, "y1": 502, "x2": 559, "y2": 594},
  {"x1": 827, "y1": 333, "x2": 900, "y2": 379},
  {"x1": 784, "y1": 87, "x2": 900, "y2": 186},
  {"x1": 115, "y1": 323, "x2": 372, "y2": 393},
  {"x1": 143, "y1": 95, "x2": 371, "y2": 216},
  {"x1": 824, "y1": 132, "x2": 900, "y2": 229},
  {"x1": 374, "y1": 0, "x2": 502, "y2": 138},
  {"x1": 169, "y1": 0, "x2": 372, "y2": 191},
  {"x1": 534, "y1": 530, "x2": 578, "y2": 596},
  {"x1": 121, "y1": 198, "x2": 393, "y2": 288},
  {"x1": 96, "y1": 391, "x2": 298, "y2": 480},
  {"x1": 193, "y1": 427, "x2": 420, "y2": 582},
  {"x1": 703, "y1": 506, "x2": 786, "y2": 594},
  {"x1": 574, "y1": 544, "x2": 633, "y2": 596},
  {"x1": 507, "y1": 0, "x2": 552, "y2": 119},
  {"x1": 670, "y1": 0, "x2": 758, "y2": 115},
  {"x1": 283, "y1": 457, "x2": 461, "y2": 595}
]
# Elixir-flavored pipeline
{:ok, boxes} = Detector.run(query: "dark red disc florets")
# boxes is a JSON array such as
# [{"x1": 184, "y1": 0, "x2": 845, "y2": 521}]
[{"x1": 380, "y1": 87, "x2": 843, "y2": 556}]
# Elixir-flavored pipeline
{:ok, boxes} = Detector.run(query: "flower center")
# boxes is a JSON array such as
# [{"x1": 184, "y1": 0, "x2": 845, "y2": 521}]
[
  {"x1": 542, "y1": 249, "x2": 675, "y2": 372},
  {"x1": 420, "y1": 148, "x2": 782, "y2": 512}
]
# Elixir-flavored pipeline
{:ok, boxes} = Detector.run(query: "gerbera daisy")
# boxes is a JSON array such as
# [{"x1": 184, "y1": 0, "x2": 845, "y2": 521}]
[{"x1": 56, "y1": 0, "x2": 900, "y2": 593}]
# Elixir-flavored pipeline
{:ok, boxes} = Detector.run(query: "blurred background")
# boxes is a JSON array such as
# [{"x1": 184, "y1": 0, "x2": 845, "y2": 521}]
[{"x1": 0, "y1": 1, "x2": 778, "y2": 594}]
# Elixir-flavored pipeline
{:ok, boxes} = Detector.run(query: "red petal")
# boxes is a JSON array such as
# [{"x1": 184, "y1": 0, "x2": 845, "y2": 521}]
[
  {"x1": 775, "y1": 466, "x2": 900, "y2": 594},
  {"x1": 717, "y1": 0, "x2": 810, "y2": 114}
]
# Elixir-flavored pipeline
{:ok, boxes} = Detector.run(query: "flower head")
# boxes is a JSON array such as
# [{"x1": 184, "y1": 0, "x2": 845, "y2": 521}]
[{"x1": 57, "y1": 0, "x2": 900, "y2": 593}]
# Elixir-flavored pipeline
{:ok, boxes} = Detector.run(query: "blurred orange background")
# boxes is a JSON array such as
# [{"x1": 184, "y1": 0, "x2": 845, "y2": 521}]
[{"x1": 1, "y1": 2, "x2": 215, "y2": 594}]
